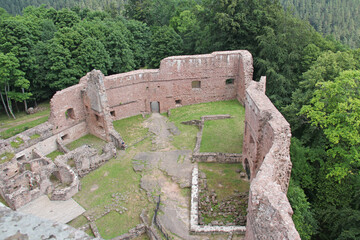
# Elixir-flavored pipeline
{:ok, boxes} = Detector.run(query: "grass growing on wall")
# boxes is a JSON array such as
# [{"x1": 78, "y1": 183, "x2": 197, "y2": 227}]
[
  {"x1": 0, "y1": 152, "x2": 15, "y2": 164},
  {"x1": 168, "y1": 100, "x2": 245, "y2": 151},
  {"x1": 46, "y1": 150, "x2": 64, "y2": 161}
]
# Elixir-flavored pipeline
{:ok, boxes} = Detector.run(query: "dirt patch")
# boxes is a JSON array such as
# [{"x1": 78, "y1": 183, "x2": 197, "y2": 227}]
[
  {"x1": 103, "y1": 171, "x2": 109, "y2": 177},
  {"x1": 90, "y1": 185, "x2": 99, "y2": 192}
]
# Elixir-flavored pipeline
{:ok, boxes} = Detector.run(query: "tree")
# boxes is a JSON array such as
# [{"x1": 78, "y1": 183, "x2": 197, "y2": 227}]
[
  {"x1": 287, "y1": 180, "x2": 318, "y2": 240},
  {"x1": 75, "y1": 37, "x2": 112, "y2": 74},
  {"x1": 105, "y1": 30, "x2": 135, "y2": 74},
  {"x1": 124, "y1": 19, "x2": 151, "y2": 68},
  {"x1": 148, "y1": 26, "x2": 183, "y2": 68},
  {"x1": 283, "y1": 51, "x2": 357, "y2": 139},
  {"x1": 170, "y1": 7, "x2": 201, "y2": 54},
  {"x1": 301, "y1": 70, "x2": 360, "y2": 181},
  {"x1": 0, "y1": 53, "x2": 31, "y2": 118}
]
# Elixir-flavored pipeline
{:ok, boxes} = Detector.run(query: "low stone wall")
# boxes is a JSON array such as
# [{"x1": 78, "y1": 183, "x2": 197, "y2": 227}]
[
  {"x1": 111, "y1": 224, "x2": 146, "y2": 240},
  {"x1": 54, "y1": 142, "x2": 116, "y2": 177},
  {"x1": 192, "y1": 152, "x2": 242, "y2": 163},
  {"x1": 13, "y1": 121, "x2": 88, "y2": 162},
  {"x1": 184, "y1": 114, "x2": 242, "y2": 163},
  {"x1": 190, "y1": 165, "x2": 246, "y2": 234},
  {"x1": 50, "y1": 165, "x2": 80, "y2": 201}
]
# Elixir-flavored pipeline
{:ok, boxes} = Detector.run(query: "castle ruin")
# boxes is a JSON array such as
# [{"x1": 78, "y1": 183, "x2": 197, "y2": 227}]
[{"x1": 0, "y1": 50, "x2": 300, "y2": 239}]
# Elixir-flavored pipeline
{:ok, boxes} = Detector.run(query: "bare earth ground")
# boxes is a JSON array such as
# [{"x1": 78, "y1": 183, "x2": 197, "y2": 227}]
[{"x1": 135, "y1": 113, "x2": 244, "y2": 240}]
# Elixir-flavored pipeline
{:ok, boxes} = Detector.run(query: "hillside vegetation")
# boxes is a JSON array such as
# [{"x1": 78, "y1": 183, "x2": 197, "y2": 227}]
[
  {"x1": 0, "y1": 1, "x2": 359, "y2": 239},
  {"x1": 281, "y1": 0, "x2": 360, "y2": 48},
  {"x1": 0, "y1": 0, "x2": 126, "y2": 15}
]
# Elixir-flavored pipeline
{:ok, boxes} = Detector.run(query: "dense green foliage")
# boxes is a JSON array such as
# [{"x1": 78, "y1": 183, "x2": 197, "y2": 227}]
[
  {"x1": 0, "y1": 1, "x2": 359, "y2": 239},
  {"x1": 0, "y1": 0, "x2": 127, "y2": 16},
  {"x1": 281, "y1": 0, "x2": 360, "y2": 48}
]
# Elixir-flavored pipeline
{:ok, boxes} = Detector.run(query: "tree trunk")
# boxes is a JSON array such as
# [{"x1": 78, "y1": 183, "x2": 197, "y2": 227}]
[
  {"x1": 0, "y1": 90, "x2": 10, "y2": 118},
  {"x1": 15, "y1": 100, "x2": 19, "y2": 113},
  {"x1": 5, "y1": 84, "x2": 16, "y2": 119},
  {"x1": 22, "y1": 88, "x2": 28, "y2": 113}
]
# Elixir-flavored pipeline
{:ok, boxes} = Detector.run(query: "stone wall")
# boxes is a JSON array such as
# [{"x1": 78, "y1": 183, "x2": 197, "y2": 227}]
[
  {"x1": 0, "y1": 50, "x2": 299, "y2": 237},
  {"x1": 104, "y1": 51, "x2": 252, "y2": 119},
  {"x1": 0, "y1": 147, "x2": 81, "y2": 209},
  {"x1": 243, "y1": 78, "x2": 300, "y2": 239},
  {"x1": 54, "y1": 142, "x2": 116, "y2": 177}
]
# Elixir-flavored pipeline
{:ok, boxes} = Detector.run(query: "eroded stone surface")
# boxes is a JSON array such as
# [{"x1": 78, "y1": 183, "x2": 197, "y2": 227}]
[{"x1": 0, "y1": 204, "x2": 93, "y2": 240}]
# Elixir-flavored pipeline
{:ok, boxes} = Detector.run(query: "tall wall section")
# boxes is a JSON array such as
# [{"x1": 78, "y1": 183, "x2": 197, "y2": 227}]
[
  {"x1": 243, "y1": 78, "x2": 300, "y2": 239},
  {"x1": 104, "y1": 50, "x2": 253, "y2": 120}
]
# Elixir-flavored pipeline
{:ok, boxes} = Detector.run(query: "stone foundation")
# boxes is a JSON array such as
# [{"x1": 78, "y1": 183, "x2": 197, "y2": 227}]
[{"x1": 190, "y1": 165, "x2": 246, "y2": 234}]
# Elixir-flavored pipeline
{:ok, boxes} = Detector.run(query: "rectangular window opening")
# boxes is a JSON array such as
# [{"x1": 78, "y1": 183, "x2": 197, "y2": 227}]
[
  {"x1": 192, "y1": 81, "x2": 201, "y2": 88},
  {"x1": 110, "y1": 111, "x2": 116, "y2": 117},
  {"x1": 17, "y1": 155, "x2": 26, "y2": 161},
  {"x1": 226, "y1": 78, "x2": 235, "y2": 85}
]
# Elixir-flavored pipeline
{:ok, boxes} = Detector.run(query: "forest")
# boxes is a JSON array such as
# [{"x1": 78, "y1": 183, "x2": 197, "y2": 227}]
[
  {"x1": 1, "y1": 0, "x2": 359, "y2": 49},
  {"x1": 281, "y1": 0, "x2": 360, "y2": 48},
  {"x1": 0, "y1": 0, "x2": 359, "y2": 239}
]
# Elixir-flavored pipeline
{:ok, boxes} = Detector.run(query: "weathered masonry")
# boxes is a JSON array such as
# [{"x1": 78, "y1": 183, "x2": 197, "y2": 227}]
[{"x1": 0, "y1": 50, "x2": 300, "y2": 239}]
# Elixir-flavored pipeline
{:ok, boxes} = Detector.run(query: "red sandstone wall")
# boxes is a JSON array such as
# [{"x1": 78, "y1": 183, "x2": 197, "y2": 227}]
[
  {"x1": 243, "y1": 80, "x2": 299, "y2": 239},
  {"x1": 48, "y1": 51, "x2": 253, "y2": 138},
  {"x1": 49, "y1": 83, "x2": 87, "y2": 134},
  {"x1": 104, "y1": 51, "x2": 252, "y2": 120}
]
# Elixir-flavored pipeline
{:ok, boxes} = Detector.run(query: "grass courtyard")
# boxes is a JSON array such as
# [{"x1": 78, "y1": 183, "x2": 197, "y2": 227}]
[
  {"x1": 2, "y1": 100, "x2": 247, "y2": 239},
  {"x1": 168, "y1": 100, "x2": 245, "y2": 152}
]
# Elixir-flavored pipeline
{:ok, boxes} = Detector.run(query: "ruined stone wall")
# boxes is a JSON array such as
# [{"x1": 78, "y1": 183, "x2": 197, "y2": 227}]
[
  {"x1": 49, "y1": 83, "x2": 87, "y2": 134},
  {"x1": 243, "y1": 79, "x2": 300, "y2": 239},
  {"x1": 14, "y1": 122, "x2": 87, "y2": 162},
  {"x1": 105, "y1": 51, "x2": 252, "y2": 120}
]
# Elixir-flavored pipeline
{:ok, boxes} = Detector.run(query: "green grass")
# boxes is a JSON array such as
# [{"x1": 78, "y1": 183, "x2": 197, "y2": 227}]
[
  {"x1": 66, "y1": 134, "x2": 106, "y2": 154},
  {"x1": 198, "y1": 163, "x2": 249, "y2": 202},
  {"x1": 199, "y1": 163, "x2": 249, "y2": 225},
  {"x1": 0, "y1": 195, "x2": 8, "y2": 207},
  {"x1": 30, "y1": 133, "x2": 41, "y2": 139},
  {"x1": 0, "y1": 152, "x2": 15, "y2": 164},
  {"x1": 113, "y1": 115, "x2": 149, "y2": 146},
  {"x1": 168, "y1": 100, "x2": 245, "y2": 150},
  {"x1": 10, "y1": 137, "x2": 24, "y2": 148},
  {"x1": 67, "y1": 215, "x2": 88, "y2": 227},
  {"x1": 68, "y1": 116, "x2": 154, "y2": 239},
  {"x1": 0, "y1": 102, "x2": 50, "y2": 139},
  {"x1": 46, "y1": 150, "x2": 64, "y2": 161},
  {"x1": 0, "y1": 102, "x2": 50, "y2": 125},
  {"x1": 200, "y1": 117, "x2": 244, "y2": 153},
  {"x1": 0, "y1": 116, "x2": 49, "y2": 139}
]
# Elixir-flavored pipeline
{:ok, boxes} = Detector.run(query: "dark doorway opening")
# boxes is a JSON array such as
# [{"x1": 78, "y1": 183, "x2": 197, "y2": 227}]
[
  {"x1": 150, "y1": 101, "x2": 160, "y2": 113},
  {"x1": 245, "y1": 158, "x2": 251, "y2": 180}
]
